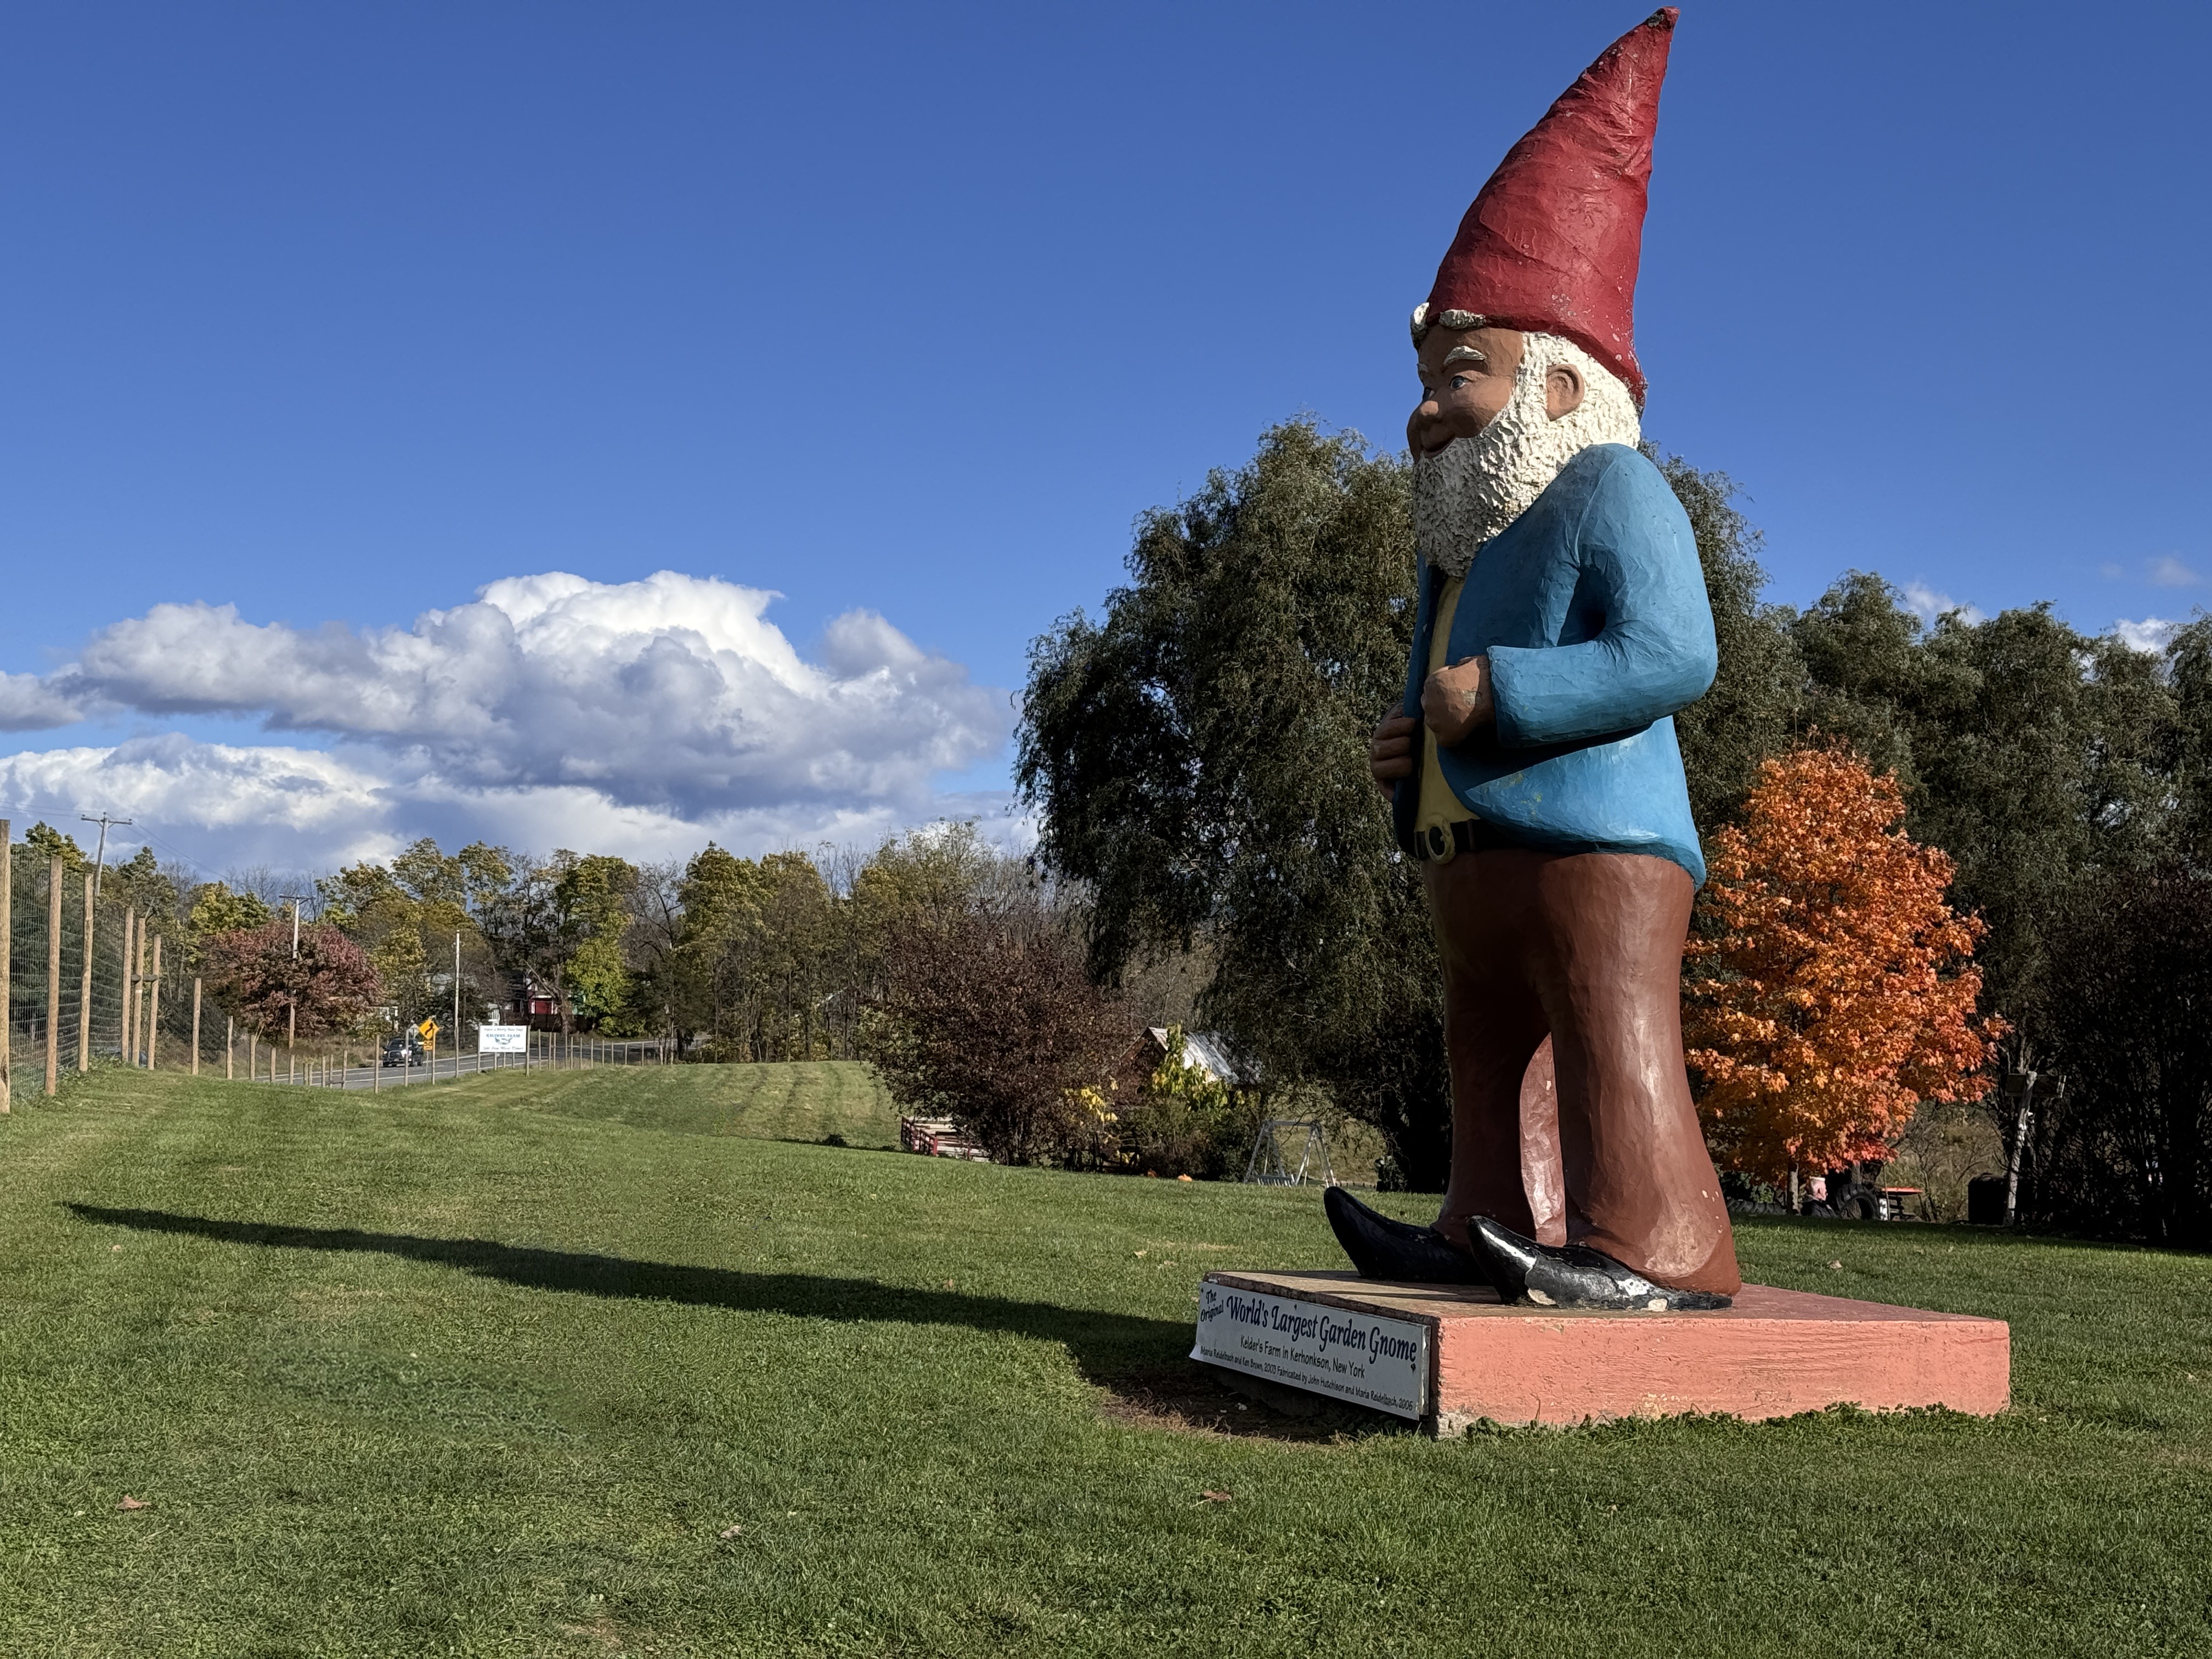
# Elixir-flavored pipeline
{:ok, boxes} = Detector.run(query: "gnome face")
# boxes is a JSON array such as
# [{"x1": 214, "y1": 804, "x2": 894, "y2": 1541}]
[
  {"x1": 1409, "y1": 323, "x2": 1642, "y2": 577},
  {"x1": 1407, "y1": 325, "x2": 1582, "y2": 457}
]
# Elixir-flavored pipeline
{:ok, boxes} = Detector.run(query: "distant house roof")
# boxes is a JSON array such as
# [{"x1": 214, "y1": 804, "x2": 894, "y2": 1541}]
[{"x1": 1146, "y1": 1026, "x2": 1249, "y2": 1087}]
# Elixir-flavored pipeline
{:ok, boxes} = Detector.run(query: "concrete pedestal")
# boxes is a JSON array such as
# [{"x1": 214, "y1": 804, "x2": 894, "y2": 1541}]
[{"x1": 1197, "y1": 1270, "x2": 2009, "y2": 1434}]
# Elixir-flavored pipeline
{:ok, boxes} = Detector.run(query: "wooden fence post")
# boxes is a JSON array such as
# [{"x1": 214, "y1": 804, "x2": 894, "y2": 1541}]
[
  {"x1": 77, "y1": 872, "x2": 92, "y2": 1073},
  {"x1": 227, "y1": 1016, "x2": 234, "y2": 1080},
  {"x1": 191, "y1": 975, "x2": 202, "y2": 1076},
  {"x1": 45, "y1": 856, "x2": 62, "y2": 1096},
  {"x1": 0, "y1": 817, "x2": 12, "y2": 1114},
  {"x1": 121, "y1": 906, "x2": 137, "y2": 1065},
  {"x1": 146, "y1": 935, "x2": 162, "y2": 1070},
  {"x1": 134, "y1": 926, "x2": 149, "y2": 1066}
]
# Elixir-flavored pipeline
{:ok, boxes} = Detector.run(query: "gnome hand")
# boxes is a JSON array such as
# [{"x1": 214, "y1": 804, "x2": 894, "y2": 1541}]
[
  {"x1": 1368, "y1": 714, "x2": 1419, "y2": 797},
  {"x1": 1422, "y1": 657, "x2": 1494, "y2": 748}
]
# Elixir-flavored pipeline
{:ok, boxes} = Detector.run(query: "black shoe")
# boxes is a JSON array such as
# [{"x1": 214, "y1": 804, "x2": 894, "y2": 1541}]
[
  {"x1": 1467, "y1": 1216, "x2": 1732, "y2": 1311},
  {"x1": 1323, "y1": 1186, "x2": 1490, "y2": 1286}
]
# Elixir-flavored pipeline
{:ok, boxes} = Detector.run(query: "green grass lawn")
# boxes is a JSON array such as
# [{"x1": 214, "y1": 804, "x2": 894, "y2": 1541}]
[{"x1": 3, "y1": 1064, "x2": 2209, "y2": 1658}]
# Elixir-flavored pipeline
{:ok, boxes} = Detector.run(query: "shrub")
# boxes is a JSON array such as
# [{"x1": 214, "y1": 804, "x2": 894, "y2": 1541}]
[
  {"x1": 865, "y1": 900, "x2": 1130, "y2": 1167},
  {"x1": 204, "y1": 921, "x2": 382, "y2": 1043}
]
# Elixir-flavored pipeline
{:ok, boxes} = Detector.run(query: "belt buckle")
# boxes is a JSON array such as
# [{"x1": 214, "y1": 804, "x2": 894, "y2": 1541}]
[{"x1": 1424, "y1": 822, "x2": 1455, "y2": 864}]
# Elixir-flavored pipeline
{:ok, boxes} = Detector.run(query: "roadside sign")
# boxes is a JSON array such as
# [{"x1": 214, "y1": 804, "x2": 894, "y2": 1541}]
[{"x1": 478, "y1": 1025, "x2": 528, "y2": 1054}]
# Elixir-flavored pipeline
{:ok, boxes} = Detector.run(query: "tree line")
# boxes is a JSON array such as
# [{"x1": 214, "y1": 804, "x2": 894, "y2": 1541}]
[
  {"x1": 15, "y1": 819, "x2": 1072, "y2": 1068},
  {"x1": 1016, "y1": 421, "x2": 2212, "y2": 1244}
]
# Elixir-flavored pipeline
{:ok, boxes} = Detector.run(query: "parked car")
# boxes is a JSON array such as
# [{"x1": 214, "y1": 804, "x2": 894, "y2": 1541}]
[{"x1": 381, "y1": 1036, "x2": 426, "y2": 1067}]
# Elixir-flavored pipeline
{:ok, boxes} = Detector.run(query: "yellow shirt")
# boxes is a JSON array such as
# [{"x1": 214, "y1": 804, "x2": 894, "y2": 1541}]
[{"x1": 1417, "y1": 574, "x2": 1467, "y2": 844}]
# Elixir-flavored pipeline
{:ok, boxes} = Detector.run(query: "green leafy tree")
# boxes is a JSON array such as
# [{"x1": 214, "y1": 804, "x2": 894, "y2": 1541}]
[
  {"x1": 1018, "y1": 420, "x2": 1450, "y2": 1183},
  {"x1": 1652, "y1": 453, "x2": 1807, "y2": 834},
  {"x1": 479, "y1": 849, "x2": 646, "y2": 1036},
  {"x1": 661, "y1": 844, "x2": 770, "y2": 1048},
  {"x1": 104, "y1": 845, "x2": 178, "y2": 921},
  {"x1": 848, "y1": 823, "x2": 1020, "y2": 1003},
  {"x1": 2174, "y1": 617, "x2": 2212, "y2": 863},
  {"x1": 1785, "y1": 580, "x2": 2176, "y2": 1058},
  {"x1": 23, "y1": 822, "x2": 85, "y2": 870},
  {"x1": 188, "y1": 882, "x2": 271, "y2": 936},
  {"x1": 184, "y1": 882, "x2": 273, "y2": 969},
  {"x1": 2038, "y1": 860, "x2": 2212, "y2": 1243},
  {"x1": 556, "y1": 853, "x2": 641, "y2": 1032},
  {"x1": 714, "y1": 851, "x2": 842, "y2": 1060},
  {"x1": 321, "y1": 838, "x2": 509, "y2": 1031}
]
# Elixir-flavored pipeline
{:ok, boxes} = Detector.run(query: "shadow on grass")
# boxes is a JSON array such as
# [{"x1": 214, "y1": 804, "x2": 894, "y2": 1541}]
[{"x1": 73, "y1": 1202, "x2": 1356, "y2": 1424}]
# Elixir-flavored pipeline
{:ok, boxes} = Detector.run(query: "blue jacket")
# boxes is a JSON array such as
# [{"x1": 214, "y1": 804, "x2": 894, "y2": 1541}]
[{"x1": 1393, "y1": 442, "x2": 1715, "y2": 885}]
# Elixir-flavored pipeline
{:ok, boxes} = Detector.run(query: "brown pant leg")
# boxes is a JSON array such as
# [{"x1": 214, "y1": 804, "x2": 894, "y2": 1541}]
[
  {"x1": 1423, "y1": 856, "x2": 1559, "y2": 1248},
  {"x1": 1517, "y1": 1037, "x2": 1566, "y2": 1246},
  {"x1": 1515, "y1": 850, "x2": 1740, "y2": 1295}
]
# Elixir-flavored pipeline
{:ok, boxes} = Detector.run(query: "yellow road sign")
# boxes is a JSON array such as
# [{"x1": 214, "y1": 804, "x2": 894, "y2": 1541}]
[{"x1": 417, "y1": 1017, "x2": 439, "y2": 1041}]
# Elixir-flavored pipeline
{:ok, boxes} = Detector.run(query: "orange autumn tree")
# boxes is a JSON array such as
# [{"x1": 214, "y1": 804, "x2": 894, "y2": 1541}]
[{"x1": 1685, "y1": 746, "x2": 2004, "y2": 1184}]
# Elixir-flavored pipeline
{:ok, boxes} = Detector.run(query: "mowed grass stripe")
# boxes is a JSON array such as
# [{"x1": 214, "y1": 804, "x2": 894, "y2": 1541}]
[{"x1": 1, "y1": 1063, "x2": 2207, "y2": 1658}]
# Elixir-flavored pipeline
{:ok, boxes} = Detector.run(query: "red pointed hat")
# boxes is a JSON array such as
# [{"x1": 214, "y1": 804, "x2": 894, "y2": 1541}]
[{"x1": 1423, "y1": 8, "x2": 1677, "y2": 407}]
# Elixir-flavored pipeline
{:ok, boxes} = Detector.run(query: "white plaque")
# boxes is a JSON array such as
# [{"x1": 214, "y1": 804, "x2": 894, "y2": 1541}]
[
  {"x1": 477, "y1": 1025, "x2": 529, "y2": 1054},
  {"x1": 1192, "y1": 1278, "x2": 1430, "y2": 1420}
]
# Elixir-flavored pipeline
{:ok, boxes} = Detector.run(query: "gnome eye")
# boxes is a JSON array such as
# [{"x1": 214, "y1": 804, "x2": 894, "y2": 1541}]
[{"x1": 1449, "y1": 374, "x2": 1472, "y2": 391}]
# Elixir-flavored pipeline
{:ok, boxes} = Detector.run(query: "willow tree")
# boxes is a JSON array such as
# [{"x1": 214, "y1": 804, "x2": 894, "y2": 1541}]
[{"x1": 1018, "y1": 421, "x2": 1451, "y2": 1184}]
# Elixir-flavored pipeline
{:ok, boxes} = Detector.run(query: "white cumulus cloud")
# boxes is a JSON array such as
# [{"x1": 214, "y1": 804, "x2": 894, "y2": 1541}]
[
  {"x1": 0, "y1": 671, "x2": 85, "y2": 732},
  {"x1": 0, "y1": 571, "x2": 1015, "y2": 870},
  {"x1": 1901, "y1": 581, "x2": 1985, "y2": 628},
  {"x1": 54, "y1": 570, "x2": 1007, "y2": 816},
  {"x1": 2114, "y1": 617, "x2": 2181, "y2": 654}
]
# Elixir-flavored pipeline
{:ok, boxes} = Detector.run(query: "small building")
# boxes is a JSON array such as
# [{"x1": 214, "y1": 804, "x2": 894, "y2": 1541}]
[{"x1": 1115, "y1": 1026, "x2": 1249, "y2": 1097}]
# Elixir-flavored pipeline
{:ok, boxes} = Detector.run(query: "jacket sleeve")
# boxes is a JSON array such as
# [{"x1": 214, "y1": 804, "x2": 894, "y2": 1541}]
[{"x1": 1485, "y1": 451, "x2": 1717, "y2": 748}]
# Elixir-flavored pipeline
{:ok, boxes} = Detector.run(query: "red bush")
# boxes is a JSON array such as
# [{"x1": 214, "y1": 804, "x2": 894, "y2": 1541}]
[{"x1": 204, "y1": 921, "x2": 382, "y2": 1042}]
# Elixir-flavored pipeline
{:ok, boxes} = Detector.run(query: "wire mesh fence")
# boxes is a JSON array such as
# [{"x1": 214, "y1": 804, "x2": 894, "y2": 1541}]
[
  {"x1": 233, "y1": 1035, "x2": 672, "y2": 1091},
  {"x1": 0, "y1": 837, "x2": 668, "y2": 1108}
]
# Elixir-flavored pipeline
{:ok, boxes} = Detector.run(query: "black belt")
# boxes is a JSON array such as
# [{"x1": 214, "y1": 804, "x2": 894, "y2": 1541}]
[{"x1": 1413, "y1": 817, "x2": 1520, "y2": 862}]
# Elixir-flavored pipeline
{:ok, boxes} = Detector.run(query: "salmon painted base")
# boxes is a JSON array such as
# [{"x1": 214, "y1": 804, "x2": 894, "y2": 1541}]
[{"x1": 1198, "y1": 1269, "x2": 2010, "y2": 1435}]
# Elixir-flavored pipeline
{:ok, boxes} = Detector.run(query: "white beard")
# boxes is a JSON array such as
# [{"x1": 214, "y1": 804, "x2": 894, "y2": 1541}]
[{"x1": 1412, "y1": 333, "x2": 1643, "y2": 577}]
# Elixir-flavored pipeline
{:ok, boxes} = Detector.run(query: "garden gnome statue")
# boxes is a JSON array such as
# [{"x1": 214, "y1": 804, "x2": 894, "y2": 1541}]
[{"x1": 1324, "y1": 7, "x2": 1741, "y2": 1310}]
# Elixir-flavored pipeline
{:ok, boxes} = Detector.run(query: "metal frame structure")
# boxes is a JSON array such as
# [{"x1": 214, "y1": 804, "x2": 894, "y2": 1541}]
[{"x1": 1242, "y1": 1119, "x2": 1336, "y2": 1187}]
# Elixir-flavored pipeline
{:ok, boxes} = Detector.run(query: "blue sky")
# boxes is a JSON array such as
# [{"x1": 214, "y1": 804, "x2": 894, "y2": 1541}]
[{"x1": 3, "y1": 1, "x2": 2207, "y2": 872}]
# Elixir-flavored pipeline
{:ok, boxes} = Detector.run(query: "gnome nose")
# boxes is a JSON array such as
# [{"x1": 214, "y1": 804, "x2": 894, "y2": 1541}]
[{"x1": 1408, "y1": 399, "x2": 1457, "y2": 457}]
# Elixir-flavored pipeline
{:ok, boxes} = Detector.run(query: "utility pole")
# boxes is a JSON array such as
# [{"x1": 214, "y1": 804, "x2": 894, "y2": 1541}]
[
  {"x1": 78, "y1": 813, "x2": 131, "y2": 912},
  {"x1": 281, "y1": 893, "x2": 307, "y2": 1084}
]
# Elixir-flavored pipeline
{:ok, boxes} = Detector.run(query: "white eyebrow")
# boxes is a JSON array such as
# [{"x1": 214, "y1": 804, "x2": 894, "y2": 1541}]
[{"x1": 1442, "y1": 346, "x2": 1487, "y2": 368}]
